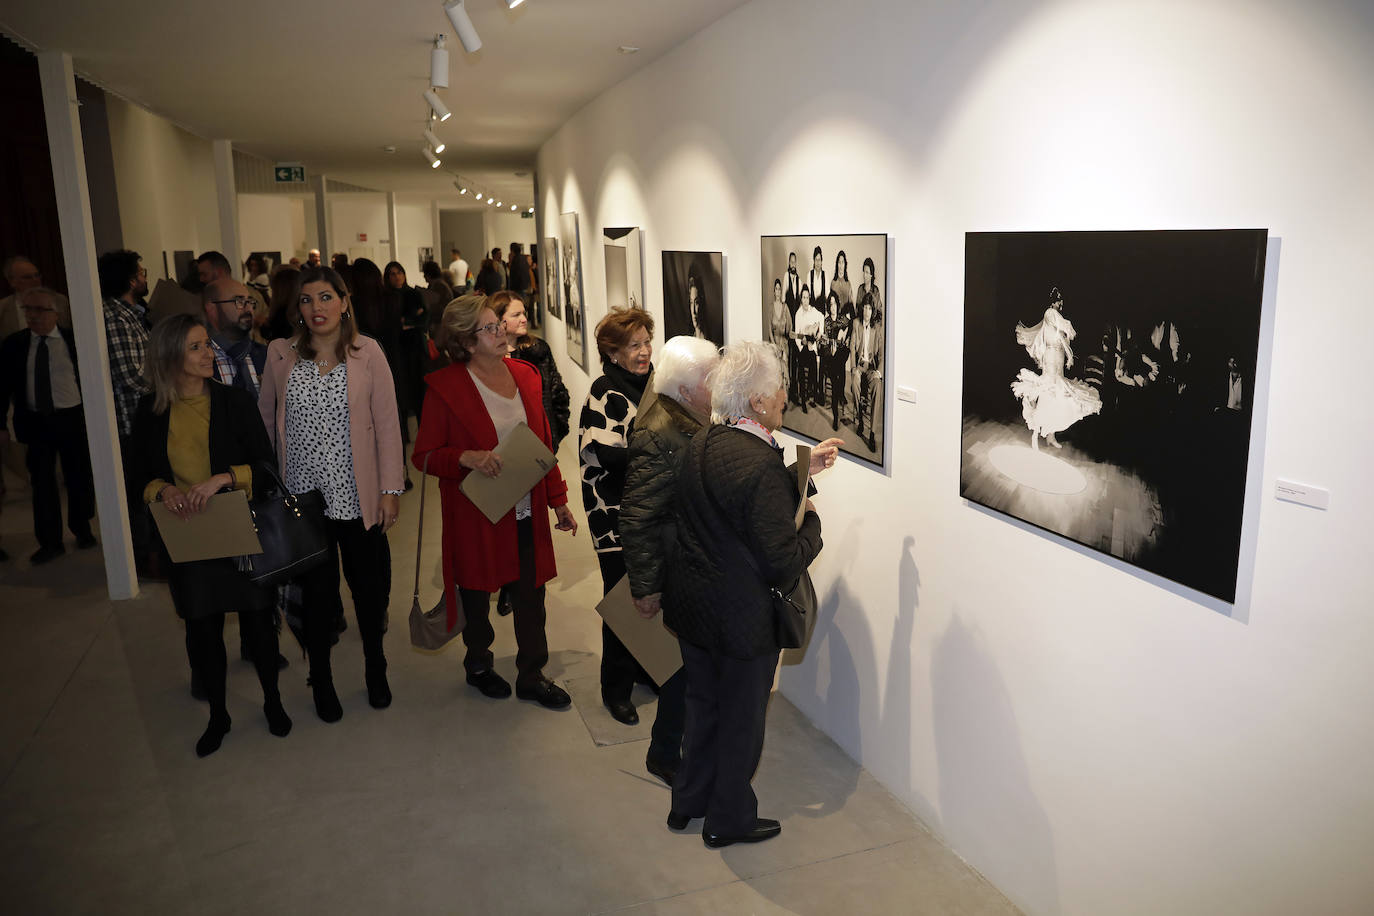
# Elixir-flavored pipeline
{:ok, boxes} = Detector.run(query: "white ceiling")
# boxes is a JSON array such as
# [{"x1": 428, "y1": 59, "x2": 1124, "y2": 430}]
[{"x1": 0, "y1": 0, "x2": 752, "y2": 209}]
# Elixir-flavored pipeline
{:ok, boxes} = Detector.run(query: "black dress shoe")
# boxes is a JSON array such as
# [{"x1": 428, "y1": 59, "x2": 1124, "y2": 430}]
[
  {"x1": 646, "y1": 757, "x2": 678, "y2": 788},
  {"x1": 605, "y1": 699, "x2": 638, "y2": 725},
  {"x1": 666, "y1": 810, "x2": 692, "y2": 830},
  {"x1": 75, "y1": 532, "x2": 98, "y2": 550},
  {"x1": 515, "y1": 676, "x2": 571, "y2": 709},
  {"x1": 312, "y1": 678, "x2": 343, "y2": 723},
  {"x1": 703, "y1": 818, "x2": 781, "y2": 848},
  {"x1": 29, "y1": 545, "x2": 65, "y2": 565},
  {"x1": 366, "y1": 663, "x2": 392, "y2": 709},
  {"x1": 466, "y1": 668, "x2": 512, "y2": 699},
  {"x1": 0, "y1": 547, "x2": 9, "y2": 561}
]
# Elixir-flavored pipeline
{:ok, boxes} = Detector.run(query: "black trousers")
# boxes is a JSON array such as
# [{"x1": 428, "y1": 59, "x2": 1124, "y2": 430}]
[
  {"x1": 297, "y1": 517, "x2": 391, "y2": 681},
  {"x1": 186, "y1": 607, "x2": 281, "y2": 718},
  {"x1": 24, "y1": 407, "x2": 95, "y2": 549},
  {"x1": 857, "y1": 368, "x2": 878, "y2": 434},
  {"x1": 459, "y1": 517, "x2": 548, "y2": 688},
  {"x1": 596, "y1": 551, "x2": 652, "y2": 703},
  {"x1": 118, "y1": 434, "x2": 153, "y2": 566},
  {"x1": 649, "y1": 667, "x2": 687, "y2": 768},
  {"x1": 671, "y1": 639, "x2": 780, "y2": 835}
]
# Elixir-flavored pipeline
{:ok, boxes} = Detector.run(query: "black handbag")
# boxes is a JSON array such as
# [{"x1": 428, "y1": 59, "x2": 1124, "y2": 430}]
[
  {"x1": 409, "y1": 452, "x2": 464, "y2": 650},
  {"x1": 241, "y1": 464, "x2": 331, "y2": 587},
  {"x1": 702, "y1": 453, "x2": 818, "y2": 650}
]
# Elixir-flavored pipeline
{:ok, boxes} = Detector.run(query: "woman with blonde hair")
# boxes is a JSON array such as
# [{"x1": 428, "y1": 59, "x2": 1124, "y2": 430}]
[
  {"x1": 131, "y1": 313, "x2": 289, "y2": 756},
  {"x1": 259, "y1": 266, "x2": 404, "y2": 722},
  {"x1": 412, "y1": 293, "x2": 578, "y2": 709}
]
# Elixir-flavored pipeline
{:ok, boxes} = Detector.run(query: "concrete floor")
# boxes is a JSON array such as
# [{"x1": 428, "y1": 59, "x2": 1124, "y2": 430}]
[{"x1": 0, "y1": 447, "x2": 1018, "y2": 915}]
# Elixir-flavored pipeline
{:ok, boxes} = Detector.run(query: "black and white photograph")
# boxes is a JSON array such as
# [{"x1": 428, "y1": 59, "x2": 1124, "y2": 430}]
[
  {"x1": 960, "y1": 229, "x2": 1268, "y2": 603},
  {"x1": 761, "y1": 233, "x2": 889, "y2": 469},
  {"x1": 560, "y1": 213, "x2": 587, "y2": 369},
  {"x1": 542, "y1": 235, "x2": 561, "y2": 320},
  {"x1": 661, "y1": 250, "x2": 723, "y2": 346},
  {"x1": 603, "y1": 226, "x2": 645, "y2": 313}
]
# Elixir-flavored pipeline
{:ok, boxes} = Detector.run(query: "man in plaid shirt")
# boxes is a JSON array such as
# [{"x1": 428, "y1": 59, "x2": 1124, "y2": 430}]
[{"x1": 97, "y1": 250, "x2": 150, "y2": 438}]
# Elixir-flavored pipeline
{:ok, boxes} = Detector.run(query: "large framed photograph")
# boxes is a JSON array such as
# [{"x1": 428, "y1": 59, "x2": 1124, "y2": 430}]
[
  {"x1": 662, "y1": 250, "x2": 724, "y2": 346},
  {"x1": 761, "y1": 233, "x2": 889, "y2": 468},
  {"x1": 603, "y1": 227, "x2": 645, "y2": 312},
  {"x1": 960, "y1": 229, "x2": 1268, "y2": 603},
  {"x1": 560, "y1": 213, "x2": 587, "y2": 369},
  {"x1": 542, "y1": 236, "x2": 561, "y2": 320}
]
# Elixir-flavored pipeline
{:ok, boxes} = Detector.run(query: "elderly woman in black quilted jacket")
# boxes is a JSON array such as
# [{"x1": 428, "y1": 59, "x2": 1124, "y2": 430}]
[{"x1": 662, "y1": 340, "x2": 825, "y2": 849}]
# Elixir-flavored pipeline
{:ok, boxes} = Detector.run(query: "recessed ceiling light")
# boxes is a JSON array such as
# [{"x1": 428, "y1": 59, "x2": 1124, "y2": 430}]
[{"x1": 618, "y1": 45, "x2": 640, "y2": 54}]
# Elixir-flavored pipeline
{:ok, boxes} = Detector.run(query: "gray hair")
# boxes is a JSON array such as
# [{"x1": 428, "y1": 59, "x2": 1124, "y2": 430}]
[
  {"x1": 18, "y1": 286, "x2": 57, "y2": 308},
  {"x1": 708, "y1": 340, "x2": 783, "y2": 423},
  {"x1": 2, "y1": 255, "x2": 34, "y2": 282},
  {"x1": 654, "y1": 336, "x2": 719, "y2": 405}
]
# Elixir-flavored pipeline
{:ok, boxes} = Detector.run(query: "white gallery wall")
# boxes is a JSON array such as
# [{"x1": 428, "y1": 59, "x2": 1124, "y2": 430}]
[
  {"x1": 236, "y1": 193, "x2": 304, "y2": 266},
  {"x1": 483, "y1": 210, "x2": 536, "y2": 259},
  {"x1": 105, "y1": 96, "x2": 220, "y2": 275},
  {"x1": 536, "y1": 0, "x2": 1374, "y2": 913}
]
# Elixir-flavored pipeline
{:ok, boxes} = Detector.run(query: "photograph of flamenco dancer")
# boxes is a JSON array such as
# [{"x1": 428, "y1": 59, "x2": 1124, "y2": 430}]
[
  {"x1": 761, "y1": 233, "x2": 888, "y2": 469},
  {"x1": 561, "y1": 213, "x2": 587, "y2": 368},
  {"x1": 960, "y1": 229, "x2": 1268, "y2": 603},
  {"x1": 661, "y1": 250, "x2": 724, "y2": 346},
  {"x1": 542, "y1": 236, "x2": 562, "y2": 320}
]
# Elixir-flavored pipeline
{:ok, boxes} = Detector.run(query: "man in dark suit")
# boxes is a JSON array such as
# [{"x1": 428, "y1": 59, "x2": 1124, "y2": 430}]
[
  {"x1": 784, "y1": 252, "x2": 801, "y2": 402},
  {"x1": 0, "y1": 287, "x2": 96, "y2": 564}
]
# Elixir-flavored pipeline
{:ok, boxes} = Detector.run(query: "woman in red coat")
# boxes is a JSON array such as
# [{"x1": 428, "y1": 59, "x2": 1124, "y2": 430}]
[{"x1": 412, "y1": 293, "x2": 578, "y2": 709}]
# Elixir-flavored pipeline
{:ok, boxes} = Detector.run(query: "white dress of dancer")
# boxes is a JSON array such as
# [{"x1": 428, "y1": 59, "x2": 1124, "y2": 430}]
[{"x1": 1010, "y1": 307, "x2": 1101, "y2": 437}]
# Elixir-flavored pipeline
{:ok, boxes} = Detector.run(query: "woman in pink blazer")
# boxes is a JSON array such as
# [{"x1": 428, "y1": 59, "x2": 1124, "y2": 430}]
[{"x1": 259, "y1": 266, "x2": 405, "y2": 723}]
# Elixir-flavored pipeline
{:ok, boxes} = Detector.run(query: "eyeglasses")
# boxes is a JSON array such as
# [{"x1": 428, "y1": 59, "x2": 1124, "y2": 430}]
[
  {"x1": 478, "y1": 320, "x2": 507, "y2": 336},
  {"x1": 211, "y1": 296, "x2": 257, "y2": 309}
]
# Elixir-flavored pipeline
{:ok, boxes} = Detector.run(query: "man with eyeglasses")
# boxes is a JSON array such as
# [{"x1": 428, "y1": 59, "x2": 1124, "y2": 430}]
[
  {"x1": 0, "y1": 287, "x2": 97, "y2": 565},
  {"x1": 202, "y1": 279, "x2": 266, "y2": 396},
  {"x1": 1, "y1": 256, "x2": 71, "y2": 339}
]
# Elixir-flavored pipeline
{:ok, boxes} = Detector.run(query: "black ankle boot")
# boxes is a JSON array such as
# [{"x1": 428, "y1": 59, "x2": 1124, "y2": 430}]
[
  {"x1": 196, "y1": 711, "x2": 231, "y2": 757},
  {"x1": 366, "y1": 660, "x2": 392, "y2": 709},
  {"x1": 264, "y1": 696, "x2": 292, "y2": 737},
  {"x1": 312, "y1": 676, "x2": 342, "y2": 723}
]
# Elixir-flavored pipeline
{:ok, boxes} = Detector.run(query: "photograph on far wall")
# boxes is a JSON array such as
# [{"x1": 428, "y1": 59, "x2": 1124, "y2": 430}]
[
  {"x1": 560, "y1": 213, "x2": 587, "y2": 369},
  {"x1": 960, "y1": 229, "x2": 1269, "y2": 603},
  {"x1": 542, "y1": 236, "x2": 562, "y2": 320},
  {"x1": 661, "y1": 250, "x2": 724, "y2": 346},
  {"x1": 603, "y1": 227, "x2": 645, "y2": 313},
  {"x1": 760, "y1": 233, "x2": 889, "y2": 469}
]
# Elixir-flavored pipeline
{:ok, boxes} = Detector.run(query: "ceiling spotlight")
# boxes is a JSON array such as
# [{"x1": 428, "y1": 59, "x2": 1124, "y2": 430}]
[
  {"x1": 527, "y1": 207, "x2": 534, "y2": 214},
  {"x1": 618, "y1": 46, "x2": 640, "y2": 55},
  {"x1": 459, "y1": 187, "x2": 468, "y2": 195},
  {"x1": 444, "y1": 0, "x2": 483, "y2": 53},
  {"x1": 423, "y1": 128, "x2": 446, "y2": 154},
  {"x1": 423, "y1": 146, "x2": 441, "y2": 168},
  {"x1": 422, "y1": 88, "x2": 451, "y2": 122},
  {"x1": 510, "y1": 205, "x2": 517, "y2": 211},
  {"x1": 495, "y1": 200, "x2": 502, "y2": 207},
  {"x1": 475, "y1": 193, "x2": 483, "y2": 202},
  {"x1": 430, "y1": 35, "x2": 449, "y2": 89},
  {"x1": 506, "y1": 0, "x2": 526, "y2": 8}
]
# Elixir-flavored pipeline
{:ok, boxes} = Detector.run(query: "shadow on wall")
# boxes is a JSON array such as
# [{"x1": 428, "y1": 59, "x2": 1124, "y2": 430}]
[{"x1": 930, "y1": 612, "x2": 1060, "y2": 915}]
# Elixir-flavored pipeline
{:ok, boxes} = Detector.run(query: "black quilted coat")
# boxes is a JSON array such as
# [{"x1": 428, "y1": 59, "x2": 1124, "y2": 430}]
[
  {"x1": 620, "y1": 395, "x2": 702, "y2": 600},
  {"x1": 664, "y1": 424, "x2": 822, "y2": 659}
]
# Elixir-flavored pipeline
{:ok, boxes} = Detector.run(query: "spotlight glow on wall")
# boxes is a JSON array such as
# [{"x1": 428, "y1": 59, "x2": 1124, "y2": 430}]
[
  {"x1": 444, "y1": 0, "x2": 482, "y2": 53},
  {"x1": 423, "y1": 128, "x2": 446, "y2": 154},
  {"x1": 423, "y1": 146, "x2": 441, "y2": 168},
  {"x1": 422, "y1": 88, "x2": 451, "y2": 122}
]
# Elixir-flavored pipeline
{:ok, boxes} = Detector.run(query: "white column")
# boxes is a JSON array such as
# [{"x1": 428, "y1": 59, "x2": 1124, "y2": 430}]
[
  {"x1": 212, "y1": 140, "x2": 241, "y2": 273},
  {"x1": 386, "y1": 191, "x2": 400, "y2": 264},
  {"x1": 312, "y1": 173, "x2": 329, "y2": 258},
  {"x1": 37, "y1": 51, "x2": 137, "y2": 599},
  {"x1": 430, "y1": 199, "x2": 442, "y2": 269}
]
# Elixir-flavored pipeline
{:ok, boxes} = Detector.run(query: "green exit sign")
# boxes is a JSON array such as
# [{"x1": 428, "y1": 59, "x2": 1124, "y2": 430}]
[{"x1": 274, "y1": 164, "x2": 305, "y2": 183}]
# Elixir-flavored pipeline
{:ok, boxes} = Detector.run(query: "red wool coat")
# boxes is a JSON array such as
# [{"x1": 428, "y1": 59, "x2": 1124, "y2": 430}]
[{"x1": 412, "y1": 359, "x2": 568, "y2": 626}]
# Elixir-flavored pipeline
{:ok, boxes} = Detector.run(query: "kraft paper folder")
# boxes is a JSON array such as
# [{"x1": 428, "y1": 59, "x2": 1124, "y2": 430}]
[
  {"x1": 793, "y1": 445, "x2": 812, "y2": 530},
  {"x1": 458, "y1": 422, "x2": 558, "y2": 524},
  {"x1": 595, "y1": 575, "x2": 683, "y2": 685},
  {"x1": 150, "y1": 489, "x2": 263, "y2": 563}
]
